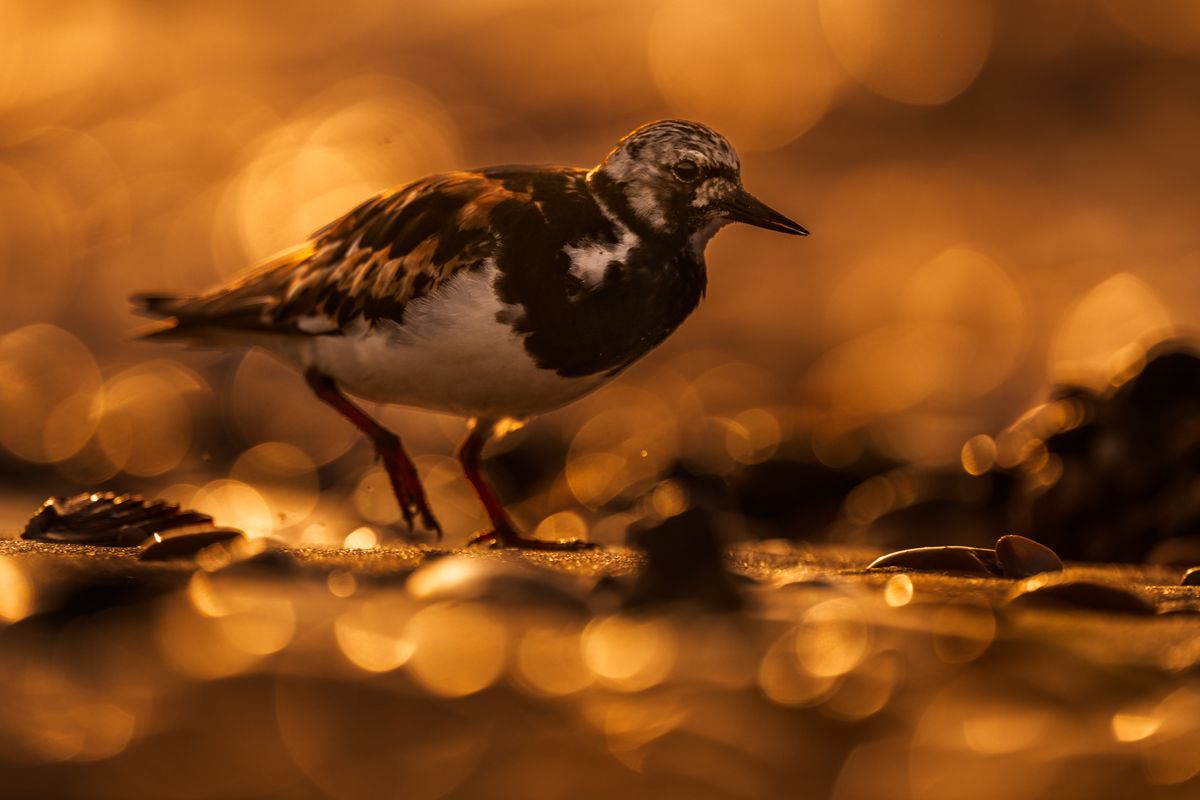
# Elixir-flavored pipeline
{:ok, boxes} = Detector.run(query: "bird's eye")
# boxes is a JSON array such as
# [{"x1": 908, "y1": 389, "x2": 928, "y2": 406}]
[{"x1": 672, "y1": 159, "x2": 700, "y2": 182}]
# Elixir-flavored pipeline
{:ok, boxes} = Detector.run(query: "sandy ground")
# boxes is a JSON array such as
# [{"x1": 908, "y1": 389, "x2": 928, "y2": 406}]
[{"x1": 2, "y1": 531, "x2": 1200, "y2": 799}]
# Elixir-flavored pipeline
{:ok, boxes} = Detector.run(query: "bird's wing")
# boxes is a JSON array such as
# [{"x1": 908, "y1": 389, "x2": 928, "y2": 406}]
[{"x1": 133, "y1": 171, "x2": 532, "y2": 337}]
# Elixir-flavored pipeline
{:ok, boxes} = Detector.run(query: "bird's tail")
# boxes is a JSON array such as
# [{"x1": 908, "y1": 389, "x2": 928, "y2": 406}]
[
  {"x1": 130, "y1": 243, "x2": 314, "y2": 342},
  {"x1": 130, "y1": 291, "x2": 264, "y2": 345},
  {"x1": 129, "y1": 292, "x2": 200, "y2": 341}
]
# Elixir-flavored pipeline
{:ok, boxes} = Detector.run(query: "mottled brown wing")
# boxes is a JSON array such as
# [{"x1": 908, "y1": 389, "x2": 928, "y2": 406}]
[{"x1": 134, "y1": 171, "x2": 529, "y2": 337}]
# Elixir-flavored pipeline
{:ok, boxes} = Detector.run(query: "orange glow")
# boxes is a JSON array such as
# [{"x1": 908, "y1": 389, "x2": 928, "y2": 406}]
[
  {"x1": 582, "y1": 615, "x2": 677, "y2": 691},
  {"x1": 0, "y1": 5, "x2": 1198, "y2": 799},
  {"x1": 403, "y1": 602, "x2": 507, "y2": 697},
  {"x1": 819, "y1": 0, "x2": 993, "y2": 105}
]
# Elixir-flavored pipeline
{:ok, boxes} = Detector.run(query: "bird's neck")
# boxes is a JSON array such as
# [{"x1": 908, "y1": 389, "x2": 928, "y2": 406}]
[{"x1": 586, "y1": 167, "x2": 717, "y2": 259}]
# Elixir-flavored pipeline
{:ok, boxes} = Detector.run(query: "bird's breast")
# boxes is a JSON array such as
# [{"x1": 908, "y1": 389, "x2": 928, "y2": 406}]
[
  {"x1": 492, "y1": 225, "x2": 707, "y2": 379},
  {"x1": 303, "y1": 265, "x2": 611, "y2": 418}
]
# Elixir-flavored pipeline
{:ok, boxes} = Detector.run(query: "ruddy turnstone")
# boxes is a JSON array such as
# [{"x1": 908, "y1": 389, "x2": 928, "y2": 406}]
[{"x1": 133, "y1": 119, "x2": 807, "y2": 550}]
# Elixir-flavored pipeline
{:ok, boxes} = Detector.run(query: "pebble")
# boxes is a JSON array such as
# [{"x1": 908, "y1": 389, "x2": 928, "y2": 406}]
[
  {"x1": 1006, "y1": 576, "x2": 1157, "y2": 615},
  {"x1": 1181, "y1": 567, "x2": 1200, "y2": 587},
  {"x1": 994, "y1": 535, "x2": 1063, "y2": 579},
  {"x1": 866, "y1": 546, "x2": 1000, "y2": 575},
  {"x1": 625, "y1": 508, "x2": 744, "y2": 611},
  {"x1": 138, "y1": 529, "x2": 245, "y2": 561}
]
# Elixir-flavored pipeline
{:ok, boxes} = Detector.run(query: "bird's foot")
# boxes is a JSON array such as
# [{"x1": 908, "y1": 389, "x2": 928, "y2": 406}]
[
  {"x1": 467, "y1": 525, "x2": 598, "y2": 551},
  {"x1": 375, "y1": 434, "x2": 442, "y2": 539}
]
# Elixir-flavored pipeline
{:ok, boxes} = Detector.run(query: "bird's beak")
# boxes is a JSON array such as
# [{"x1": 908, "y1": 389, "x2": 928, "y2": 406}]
[{"x1": 722, "y1": 188, "x2": 809, "y2": 236}]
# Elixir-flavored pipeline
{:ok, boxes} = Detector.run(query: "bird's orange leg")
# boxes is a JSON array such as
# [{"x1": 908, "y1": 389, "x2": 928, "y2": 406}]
[
  {"x1": 305, "y1": 370, "x2": 442, "y2": 538},
  {"x1": 458, "y1": 418, "x2": 596, "y2": 550}
]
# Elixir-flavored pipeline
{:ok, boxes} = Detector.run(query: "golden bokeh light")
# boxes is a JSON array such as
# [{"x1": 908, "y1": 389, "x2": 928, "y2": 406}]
[
  {"x1": 1050, "y1": 273, "x2": 1175, "y2": 387},
  {"x1": 0, "y1": 4, "x2": 1199, "y2": 798},
  {"x1": 959, "y1": 704, "x2": 1058, "y2": 756},
  {"x1": 218, "y1": 598, "x2": 296, "y2": 657},
  {"x1": 185, "y1": 573, "x2": 296, "y2": 656},
  {"x1": 335, "y1": 595, "x2": 415, "y2": 673},
  {"x1": 533, "y1": 510, "x2": 588, "y2": 543},
  {"x1": 155, "y1": 594, "x2": 261, "y2": 680},
  {"x1": 0, "y1": 169, "x2": 84, "y2": 327},
  {"x1": 403, "y1": 602, "x2": 507, "y2": 697},
  {"x1": 844, "y1": 475, "x2": 896, "y2": 526},
  {"x1": 326, "y1": 570, "x2": 357, "y2": 598},
  {"x1": 758, "y1": 630, "x2": 836, "y2": 707},
  {"x1": 647, "y1": 479, "x2": 689, "y2": 520},
  {"x1": 806, "y1": 325, "x2": 959, "y2": 417},
  {"x1": 960, "y1": 434, "x2": 997, "y2": 476},
  {"x1": 0, "y1": 2, "x2": 120, "y2": 141},
  {"x1": 930, "y1": 601, "x2": 996, "y2": 664},
  {"x1": 900, "y1": 246, "x2": 1028, "y2": 400},
  {"x1": 229, "y1": 350, "x2": 359, "y2": 465},
  {"x1": 343, "y1": 526, "x2": 379, "y2": 550},
  {"x1": 0, "y1": 324, "x2": 102, "y2": 463},
  {"x1": 354, "y1": 466, "x2": 401, "y2": 525},
  {"x1": 231, "y1": 441, "x2": 319, "y2": 529},
  {"x1": 884, "y1": 574, "x2": 914, "y2": 608},
  {"x1": 1138, "y1": 689, "x2": 1200, "y2": 785},
  {"x1": 725, "y1": 408, "x2": 783, "y2": 465},
  {"x1": 0, "y1": 556, "x2": 34, "y2": 623},
  {"x1": 822, "y1": 651, "x2": 901, "y2": 721},
  {"x1": 190, "y1": 479, "x2": 275, "y2": 539},
  {"x1": 794, "y1": 598, "x2": 872, "y2": 678},
  {"x1": 1102, "y1": 0, "x2": 1200, "y2": 53},
  {"x1": 230, "y1": 75, "x2": 461, "y2": 262},
  {"x1": 582, "y1": 615, "x2": 677, "y2": 692},
  {"x1": 514, "y1": 623, "x2": 594, "y2": 697},
  {"x1": 94, "y1": 362, "x2": 199, "y2": 477},
  {"x1": 1112, "y1": 712, "x2": 1162, "y2": 743},
  {"x1": 11, "y1": 692, "x2": 136, "y2": 764},
  {"x1": 567, "y1": 397, "x2": 680, "y2": 509},
  {"x1": 648, "y1": 0, "x2": 844, "y2": 150},
  {"x1": 819, "y1": 0, "x2": 993, "y2": 105}
]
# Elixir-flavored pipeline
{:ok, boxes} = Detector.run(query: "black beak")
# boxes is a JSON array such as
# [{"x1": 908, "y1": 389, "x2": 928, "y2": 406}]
[{"x1": 723, "y1": 188, "x2": 809, "y2": 236}]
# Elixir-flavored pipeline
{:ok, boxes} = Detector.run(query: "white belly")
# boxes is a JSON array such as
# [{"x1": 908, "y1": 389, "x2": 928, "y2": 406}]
[{"x1": 271, "y1": 265, "x2": 611, "y2": 419}]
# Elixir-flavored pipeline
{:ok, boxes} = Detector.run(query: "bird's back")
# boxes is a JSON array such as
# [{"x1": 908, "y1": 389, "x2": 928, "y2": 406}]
[
  {"x1": 134, "y1": 165, "x2": 707, "y2": 383},
  {"x1": 134, "y1": 170, "x2": 533, "y2": 338}
]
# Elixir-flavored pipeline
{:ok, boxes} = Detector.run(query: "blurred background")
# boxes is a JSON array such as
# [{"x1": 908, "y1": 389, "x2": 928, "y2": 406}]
[
  {"x1": 3, "y1": 0, "x2": 1200, "y2": 553},
  {"x1": 7, "y1": 5, "x2": 1200, "y2": 799}
]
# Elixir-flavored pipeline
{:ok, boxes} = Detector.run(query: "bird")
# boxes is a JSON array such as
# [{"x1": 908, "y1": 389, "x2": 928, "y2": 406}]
[{"x1": 133, "y1": 119, "x2": 807, "y2": 550}]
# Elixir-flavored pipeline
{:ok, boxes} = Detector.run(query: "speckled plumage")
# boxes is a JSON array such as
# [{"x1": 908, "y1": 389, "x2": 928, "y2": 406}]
[{"x1": 133, "y1": 120, "x2": 806, "y2": 548}]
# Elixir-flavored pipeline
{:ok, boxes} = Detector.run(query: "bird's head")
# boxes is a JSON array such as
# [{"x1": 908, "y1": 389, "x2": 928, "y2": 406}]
[{"x1": 588, "y1": 119, "x2": 807, "y2": 248}]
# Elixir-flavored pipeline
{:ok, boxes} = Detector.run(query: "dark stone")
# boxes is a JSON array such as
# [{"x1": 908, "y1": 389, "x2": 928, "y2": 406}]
[
  {"x1": 624, "y1": 508, "x2": 744, "y2": 611},
  {"x1": 138, "y1": 529, "x2": 245, "y2": 561},
  {"x1": 1005, "y1": 578, "x2": 1157, "y2": 615},
  {"x1": 994, "y1": 535, "x2": 1063, "y2": 579},
  {"x1": 1014, "y1": 343, "x2": 1200, "y2": 563},
  {"x1": 866, "y1": 546, "x2": 1000, "y2": 575},
  {"x1": 1181, "y1": 567, "x2": 1200, "y2": 587}
]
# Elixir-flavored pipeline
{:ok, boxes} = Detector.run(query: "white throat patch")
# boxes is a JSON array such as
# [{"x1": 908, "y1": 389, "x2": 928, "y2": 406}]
[{"x1": 564, "y1": 224, "x2": 639, "y2": 288}]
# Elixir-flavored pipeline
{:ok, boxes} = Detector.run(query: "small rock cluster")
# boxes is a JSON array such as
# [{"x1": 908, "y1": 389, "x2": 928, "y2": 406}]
[
  {"x1": 1016, "y1": 344, "x2": 1200, "y2": 563},
  {"x1": 866, "y1": 532, "x2": 1179, "y2": 615},
  {"x1": 866, "y1": 534, "x2": 1061, "y2": 579}
]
